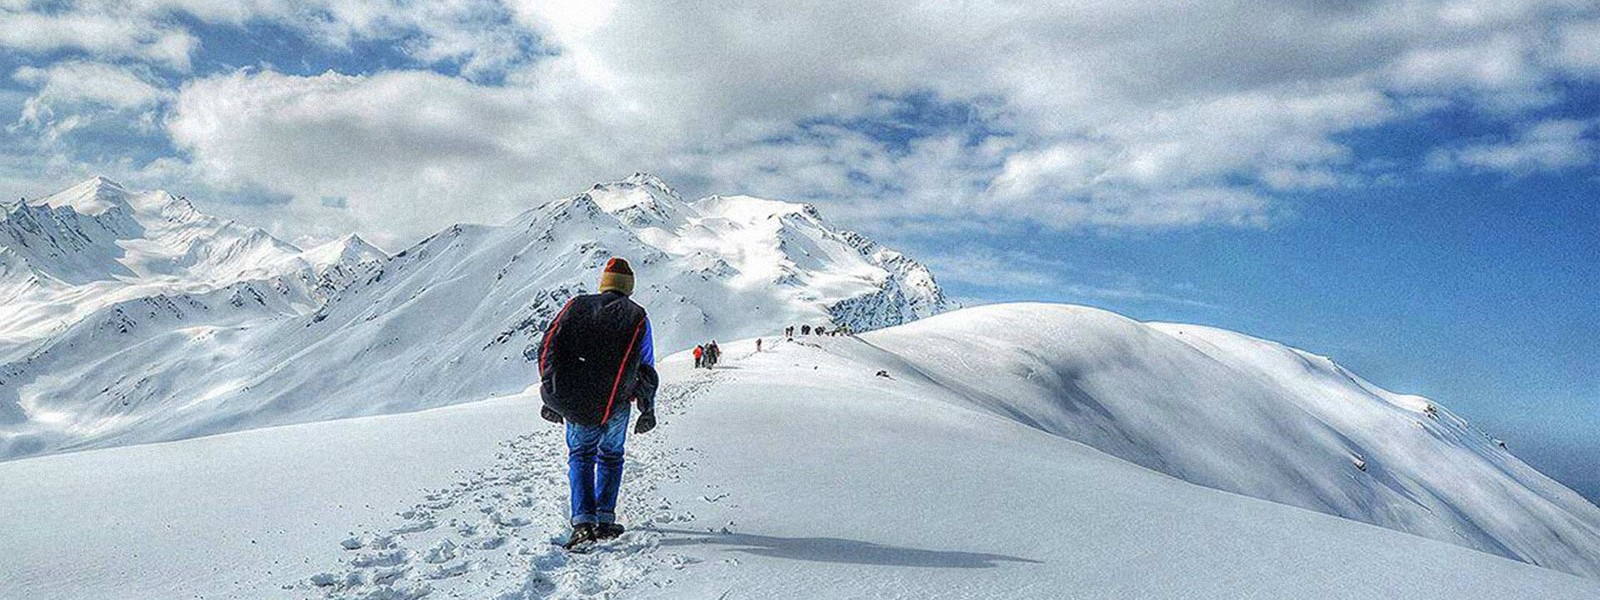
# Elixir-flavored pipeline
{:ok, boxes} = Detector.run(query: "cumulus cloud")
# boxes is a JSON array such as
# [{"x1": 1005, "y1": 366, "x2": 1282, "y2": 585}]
[{"x1": 164, "y1": 66, "x2": 663, "y2": 244}]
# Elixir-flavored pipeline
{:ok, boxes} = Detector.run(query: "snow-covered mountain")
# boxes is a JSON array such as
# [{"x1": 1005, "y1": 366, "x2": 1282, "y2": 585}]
[
  {"x1": 0, "y1": 177, "x2": 322, "y2": 348},
  {"x1": 0, "y1": 174, "x2": 952, "y2": 459},
  {"x1": 4, "y1": 176, "x2": 1598, "y2": 589},
  {"x1": 0, "y1": 176, "x2": 301, "y2": 287}
]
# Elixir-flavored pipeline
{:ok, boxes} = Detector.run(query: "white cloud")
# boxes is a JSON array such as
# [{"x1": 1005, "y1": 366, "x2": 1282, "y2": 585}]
[
  {"x1": 0, "y1": 0, "x2": 536, "y2": 78},
  {"x1": 922, "y1": 245, "x2": 1221, "y2": 309},
  {"x1": 11, "y1": 61, "x2": 169, "y2": 141},
  {"x1": 0, "y1": 6, "x2": 197, "y2": 70},
  {"x1": 1554, "y1": 19, "x2": 1600, "y2": 74},
  {"x1": 2, "y1": 0, "x2": 1597, "y2": 246},
  {"x1": 13, "y1": 62, "x2": 164, "y2": 110},
  {"x1": 1427, "y1": 119, "x2": 1595, "y2": 175},
  {"x1": 165, "y1": 66, "x2": 665, "y2": 245},
  {"x1": 921, "y1": 247, "x2": 1064, "y2": 290}
]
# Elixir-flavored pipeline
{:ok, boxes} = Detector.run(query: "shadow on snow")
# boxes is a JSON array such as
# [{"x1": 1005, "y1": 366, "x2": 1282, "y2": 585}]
[{"x1": 653, "y1": 528, "x2": 1042, "y2": 568}]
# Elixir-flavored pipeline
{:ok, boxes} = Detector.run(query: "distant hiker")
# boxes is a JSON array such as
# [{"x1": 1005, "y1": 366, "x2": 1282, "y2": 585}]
[
  {"x1": 785, "y1": 325, "x2": 794, "y2": 339},
  {"x1": 693, "y1": 344, "x2": 704, "y2": 368},
  {"x1": 538, "y1": 257, "x2": 659, "y2": 549},
  {"x1": 707, "y1": 340, "x2": 721, "y2": 368},
  {"x1": 755, "y1": 338, "x2": 763, "y2": 352},
  {"x1": 801, "y1": 325, "x2": 811, "y2": 336}
]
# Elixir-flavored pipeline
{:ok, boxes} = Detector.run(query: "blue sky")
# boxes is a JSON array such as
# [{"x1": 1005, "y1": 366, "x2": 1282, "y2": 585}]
[{"x1": 0, "y1": 1, "x2": 1596, "y2": 499}]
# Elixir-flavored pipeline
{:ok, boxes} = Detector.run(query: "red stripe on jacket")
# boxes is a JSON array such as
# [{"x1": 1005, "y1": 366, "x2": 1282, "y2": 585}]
[{"x1": 601, "y1": 318, "x2": 647, "y2": 424}]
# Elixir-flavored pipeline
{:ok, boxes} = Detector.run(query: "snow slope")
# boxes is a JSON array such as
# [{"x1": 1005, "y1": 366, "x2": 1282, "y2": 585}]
[
  {"x1": 857, "y1": 303, "x2": 1600, "y2": 579},
  {"x1": 0, "y1": 174, "x2": 951, "y2": 460},
  {"x1": 1, "y1": 334, "x2": 1596, "y2": 599}
]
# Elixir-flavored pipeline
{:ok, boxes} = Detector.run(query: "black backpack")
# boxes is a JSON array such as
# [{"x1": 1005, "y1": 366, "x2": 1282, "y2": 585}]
[{"x1": 539, "y1": 291, "x2": 656, "y2": 425}]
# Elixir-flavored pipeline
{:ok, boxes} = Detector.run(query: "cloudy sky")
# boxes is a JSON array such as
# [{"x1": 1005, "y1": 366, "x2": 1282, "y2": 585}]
[{"x1": 1, "y1": 0, "x2": 1596, "y2": 497}]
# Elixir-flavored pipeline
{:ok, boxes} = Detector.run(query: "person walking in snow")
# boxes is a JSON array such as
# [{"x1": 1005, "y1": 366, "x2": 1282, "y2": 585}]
[
  {"x1": 693, "y1": 344, "x2": 704, "y2": 368},
  {"x1": 756, "y1": 338, "x2": 762, "y2": 353},
  {"x1": 538, "y1": 257, "x2": 659, "y2": 549},
  {"x1": 801, "y1": 325, "x2": 811, "y2": 336},
  {"x1": 706, "y1": 340, "x2": 720, "y2": 368}
]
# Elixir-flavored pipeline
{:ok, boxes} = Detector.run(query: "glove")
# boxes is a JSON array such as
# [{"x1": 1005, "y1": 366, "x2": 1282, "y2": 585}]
[
  {"x1": 634, "y1": 412, "x2": 656, "y2": 434},
  {"x1": 540, "y1": 406, "x2": 563, "y2": 424}
]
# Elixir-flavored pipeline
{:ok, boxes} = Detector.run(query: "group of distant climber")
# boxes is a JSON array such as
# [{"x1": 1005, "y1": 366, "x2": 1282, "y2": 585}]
[
  {"x1": 691, "y1": 341, "x2": 721, "y2": 369},
  {"x1": 784, "y1": 323, "x2": 851, "y2": 339}
]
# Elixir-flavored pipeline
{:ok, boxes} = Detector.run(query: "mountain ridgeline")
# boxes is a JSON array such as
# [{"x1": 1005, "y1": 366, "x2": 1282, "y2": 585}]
[{"x1": 0, "y1": 174, "x2": 951, "y2": 459}]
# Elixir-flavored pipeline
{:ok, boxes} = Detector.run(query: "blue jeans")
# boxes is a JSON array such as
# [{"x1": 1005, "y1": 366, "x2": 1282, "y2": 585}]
[{"x1": 566, "y1": 407, "x2": 629, "y2": 525}]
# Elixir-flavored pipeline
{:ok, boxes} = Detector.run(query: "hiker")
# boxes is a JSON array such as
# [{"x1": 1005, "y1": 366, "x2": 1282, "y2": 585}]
[
  {"x1": 756, "y1": 338, "x2": 762, "y2": 352},
  {"x1": 538, "y1": 257, "x2": 659, "y2": 549},
  {"x1": 693, "y1": 344, "x2": 704, "y2": 368},
  {"x1": 707, "y1": 340, "x2": 721, "y2": 368},
  {"x1": 785, "y1": 325, "x2": 794, "y2": 339},
  {"x1": 801, "y1": 325, "x2": 811, "y2": 336}
]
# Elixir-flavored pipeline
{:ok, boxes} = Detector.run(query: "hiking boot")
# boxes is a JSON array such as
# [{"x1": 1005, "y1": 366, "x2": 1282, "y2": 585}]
[
  {"x1": 564, "y1": 523, "x2": 600, "y2": 549},
  {"x1": 596, "y1": 522, "x2": 625, "y2": 540}
]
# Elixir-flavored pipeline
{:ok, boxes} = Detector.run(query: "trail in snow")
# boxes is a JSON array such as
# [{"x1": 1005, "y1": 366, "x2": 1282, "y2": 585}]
[{"x1": 300, "y1": 372, "x2": 720, "y2": 599}]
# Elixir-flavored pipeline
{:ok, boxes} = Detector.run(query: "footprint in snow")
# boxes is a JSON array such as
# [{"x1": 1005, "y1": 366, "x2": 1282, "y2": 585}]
[{"x1": 300, "y1": 370, "x2": 720, "y2": 599}]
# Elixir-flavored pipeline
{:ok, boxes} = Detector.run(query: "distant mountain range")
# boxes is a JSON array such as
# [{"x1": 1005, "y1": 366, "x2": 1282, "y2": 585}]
[{"x1": 0, "y1": 174, "x2": 951, "y2": 459}]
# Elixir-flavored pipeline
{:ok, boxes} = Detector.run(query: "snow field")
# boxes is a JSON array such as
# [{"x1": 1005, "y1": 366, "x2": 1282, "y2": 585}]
[{"x1": 1, "y1": 338, "x2": 1598, "y2": 599}]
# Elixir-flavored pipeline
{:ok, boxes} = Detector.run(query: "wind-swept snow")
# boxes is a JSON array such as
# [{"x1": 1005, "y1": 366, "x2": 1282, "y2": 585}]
[{"x1": 1, "y1": 336, "x2": 1596, "y2": 599}]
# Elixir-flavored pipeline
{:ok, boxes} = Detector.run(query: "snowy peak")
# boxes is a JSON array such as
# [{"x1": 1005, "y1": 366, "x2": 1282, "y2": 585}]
[
  {"x1": 3, "y1": 176, "x2": 302, "y2": 285},
  {"x1": 582, "y1": 172, "x2": 686, "y2": 227},
  {"x1": 0, "y1": 177, "x2": 323, "y2": 348},
  {"x1": 20, "y1": 176, "x2": 201, "y2": 224},
  {"x1": 30, "y1": 176, "x2": 132, "y2": 216},
  {"x1": 299, "y1": 234, "x2": 386, "y2": 269},
  {"x1": 621, "y1": 171, "x2": 682, "y2": 201}
]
